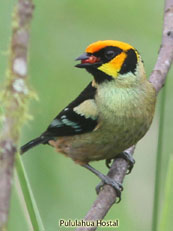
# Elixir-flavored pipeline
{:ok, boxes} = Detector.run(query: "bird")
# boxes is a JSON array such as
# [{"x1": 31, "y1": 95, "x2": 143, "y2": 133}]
[{"x1": 21, "y1": 40, "x2": 156, "y2": 200}]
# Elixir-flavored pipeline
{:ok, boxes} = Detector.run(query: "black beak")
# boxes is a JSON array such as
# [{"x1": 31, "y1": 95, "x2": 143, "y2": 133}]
[
  {"x1": 75, "y1": 53, "x2": 90, "y2": 61},
  {"x1": 75, "y1": 52, "x2": 101, "y2": 68},
  {"x1": 75, "y1": 53, "x2": 91, "y2": 68}
]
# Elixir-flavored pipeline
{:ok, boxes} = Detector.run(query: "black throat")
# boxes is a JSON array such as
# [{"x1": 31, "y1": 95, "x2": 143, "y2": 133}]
[{"x1": 86, "y1": 66, "x2": 113, "y2": 84}]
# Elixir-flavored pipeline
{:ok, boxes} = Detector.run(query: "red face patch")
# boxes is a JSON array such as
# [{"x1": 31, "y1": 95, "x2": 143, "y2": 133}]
[{"x1": 81, "y1": 55, "x2": 100, "y2": 64}]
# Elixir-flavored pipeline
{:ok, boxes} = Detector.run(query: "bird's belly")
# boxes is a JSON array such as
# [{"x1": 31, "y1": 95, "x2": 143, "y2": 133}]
[
  {"x1": 49, "y1": 115, "x2": 151, "y2": 164},
  {"x1": 48, "y1": 81, "x2": 155, "y2": 164}
]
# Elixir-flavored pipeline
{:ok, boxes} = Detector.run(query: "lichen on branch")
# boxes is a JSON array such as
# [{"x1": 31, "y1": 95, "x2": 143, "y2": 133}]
[{"x1": 0, "y1": 0, "x2": 34, "y2": 229}]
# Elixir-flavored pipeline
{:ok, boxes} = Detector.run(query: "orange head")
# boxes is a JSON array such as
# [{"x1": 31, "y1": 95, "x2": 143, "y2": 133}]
[{"x1": 76, "y1": 40, "x2": 141, "y2": 84}]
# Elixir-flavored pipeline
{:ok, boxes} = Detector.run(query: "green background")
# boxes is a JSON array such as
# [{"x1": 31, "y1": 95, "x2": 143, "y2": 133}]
[{"x1": 1, "y1": 0, "x2": 173, "y2": 230}]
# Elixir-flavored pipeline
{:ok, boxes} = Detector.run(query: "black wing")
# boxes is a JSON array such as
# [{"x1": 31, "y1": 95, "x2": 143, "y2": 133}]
[
  {"x1": 20, "y1": 82, "x2": 98, "y2": 154},
  {"x1": 43, "y1": 82, "x2": 98, "y2": 137}
]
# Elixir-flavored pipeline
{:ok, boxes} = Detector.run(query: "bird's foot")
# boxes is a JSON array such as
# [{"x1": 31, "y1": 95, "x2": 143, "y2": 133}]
[
  {"x1": 115, "y1": 151, "x2": 135, "y2": 174},
  {"x1": 96, "y1": 177, "x2": 123, "y2": 203},
  {"x1": 105, "y1": 151, "x2": 135, "y2": 173},
  {"x1": 83, "y1": 164, "x2": 123, "y2": 203}
]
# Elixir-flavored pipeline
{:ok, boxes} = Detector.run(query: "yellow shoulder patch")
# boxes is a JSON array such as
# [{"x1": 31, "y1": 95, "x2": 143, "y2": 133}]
[{"x1": 73, "y1": 99, "x2": 98, "y2": 120}]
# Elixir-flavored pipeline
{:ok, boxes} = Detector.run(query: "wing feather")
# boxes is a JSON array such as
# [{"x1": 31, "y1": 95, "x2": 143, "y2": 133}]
[{"x1": 43, "y1": 82, "x2": 98, "y2": 137}]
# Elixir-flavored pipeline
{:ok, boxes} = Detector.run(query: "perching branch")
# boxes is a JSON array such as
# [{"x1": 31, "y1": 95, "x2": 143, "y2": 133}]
[
  {"x1": 76, "y1": 0, "x2": 173, "y2": 230},
  {"x1": 0, "y1": 0, "x2": 34, "y2": 229}
]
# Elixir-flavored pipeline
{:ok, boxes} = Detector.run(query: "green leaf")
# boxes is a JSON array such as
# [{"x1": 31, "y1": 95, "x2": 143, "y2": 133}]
[
  {"x1": 15, "y1": 153, "x2": 45, "y2": 231},
  {"x1": 152, "y1": 88, "x2": 166, "y2": 231},
  {"x1": 159, "y1": 154, "x2": 173, "y2": 231}
]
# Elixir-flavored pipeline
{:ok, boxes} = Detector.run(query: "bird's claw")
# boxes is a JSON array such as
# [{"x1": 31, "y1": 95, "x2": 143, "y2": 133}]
[
  {"x1": 105, "y1": 152, "x2": 135, "y2": 174},
  {"x1": 95, "y1": 176, "x2": 123, "y2": 203},
  {"x1": 115, "y1": 151, "x2": 135, "y2": 174},
  {"x1": 105, "y1": 158, "x2": 113, "y2": 168}
]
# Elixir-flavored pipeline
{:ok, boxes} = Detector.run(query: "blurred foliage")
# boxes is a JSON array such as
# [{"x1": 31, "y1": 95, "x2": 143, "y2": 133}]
[
  {"x1": 159, "y1": 155, "x2": 173, "y2": 231},
  {"x1": 0, "y1": 0, "x2": 173, "y2": 231},
  {"x1": 15, "y1": 153, "x2": 45, "y2": 230}
]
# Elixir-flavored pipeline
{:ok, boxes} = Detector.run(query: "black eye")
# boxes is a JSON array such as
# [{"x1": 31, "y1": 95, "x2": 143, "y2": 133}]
[{"x1": 104, "y1": 50, "x2": 115, "y2": 60}]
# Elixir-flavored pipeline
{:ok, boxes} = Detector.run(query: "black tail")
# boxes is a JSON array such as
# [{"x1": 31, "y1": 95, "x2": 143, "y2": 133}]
[{"x1": 20, "y1": 136, "x2": 50, "y2": 154}]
